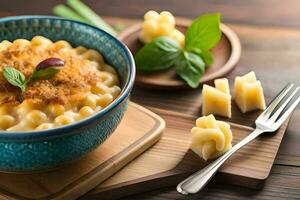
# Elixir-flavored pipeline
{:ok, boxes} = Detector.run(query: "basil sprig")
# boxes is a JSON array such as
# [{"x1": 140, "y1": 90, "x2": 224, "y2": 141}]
[
  {"x1": 135, "y1": 13, "x2": 221, "y2": 88},
  {"x1": 185, "y1": 13, "x2": 221, "y2": 51},
  {"x1": 135, "y1": 37, "x2": 181, "y2": 71},
  {"x1": 175, "y1": 51, "x2": 205, "y2": 88},
  {"x1": 3, "y1": 67, "x2": 27, "y2": 92},
  {"x1": 28, "y1": 68, "x2": 60, "y2": 82},
  {"x1": 3, "y1": 58, "x2": 63, "y2": 92}
]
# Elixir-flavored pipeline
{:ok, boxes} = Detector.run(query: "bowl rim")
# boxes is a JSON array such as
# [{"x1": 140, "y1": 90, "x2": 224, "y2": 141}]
[{"x1": 0, "y1": 15, "x2": 136, "y2": 140}]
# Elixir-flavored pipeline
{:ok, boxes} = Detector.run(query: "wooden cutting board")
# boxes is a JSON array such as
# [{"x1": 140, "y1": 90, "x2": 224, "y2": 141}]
[
  {"x1": 83, "y1": 100, "x2": 290, "y2": 200},
  {"x1": 0, "y1": 102, "x2": 165, "y2": 200}
]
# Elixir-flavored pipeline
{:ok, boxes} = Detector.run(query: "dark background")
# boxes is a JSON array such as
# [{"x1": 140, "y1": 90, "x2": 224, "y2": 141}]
[{"x1": 1, "y1": 0, "x2": 300, "y2": 28}]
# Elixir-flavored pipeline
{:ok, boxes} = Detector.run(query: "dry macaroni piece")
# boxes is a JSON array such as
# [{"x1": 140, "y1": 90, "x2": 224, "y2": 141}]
[
  {"x1": 139, "y1": 10, "x2": 185, "y2": 47},
  {"x1": 191, "y1": 115, "x2": 233, "y2": 161},
  {"x1": 0, "y1": 36, "x2": 121, "y2": 131}
]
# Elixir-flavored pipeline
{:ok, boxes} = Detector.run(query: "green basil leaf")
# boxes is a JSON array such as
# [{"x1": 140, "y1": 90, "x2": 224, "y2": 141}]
[
  {"x1": 185, "y1": 13, "x2": 221, "y2": 51},
  {"x1": 135, "y1": 37, "x2": 181, "y2": 71},
  {"x1": 190, "y1": 48, "x2": 214, "y2": 65},
  {"x1": 30, "y1": 67, "x2": 60, "y2": 81},
  {"x1": 3, "y1": 67, "x2": 26, "y2": 92},
  {"x1": 199, "y1": 50, "x2": 214, "y2": 66},
  {"x1": 175, "y1": 51, "x2": 205, "y2": 88}
]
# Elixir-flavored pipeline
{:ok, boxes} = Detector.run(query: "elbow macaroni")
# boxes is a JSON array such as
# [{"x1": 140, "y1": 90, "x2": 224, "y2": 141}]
[
  {"x1": 0, "y1": 36, "x2": 121, "y2": 131},
  {"x1": 139, "y1": 10, "x2": 185, "y2": 47},
  {"x1": 190, "y1": 115, "x2": 233, "y2": 160}
]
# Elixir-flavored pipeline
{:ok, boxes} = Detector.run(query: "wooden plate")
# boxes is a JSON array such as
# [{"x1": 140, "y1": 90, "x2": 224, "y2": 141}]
[{"x1": 118, "y1": 19, "x2": 241, "y2": 89}]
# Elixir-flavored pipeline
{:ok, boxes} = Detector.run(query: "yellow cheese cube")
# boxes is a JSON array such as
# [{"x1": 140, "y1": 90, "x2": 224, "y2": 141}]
[
  {"x1": 202, "y1": 78, "x2": 231, "y2": 118},
  {"x1": 191, "y1": 115, "x2": 232, "y2": 160},
  {"x1": 215, "y1": 78, "x2": 230, "y2": 94},
  {"x1": 234, "y1": 71, "x2": 266, "y2": 113}
]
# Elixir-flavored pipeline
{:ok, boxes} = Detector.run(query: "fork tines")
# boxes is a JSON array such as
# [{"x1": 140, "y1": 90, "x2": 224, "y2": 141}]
[{"x1": 257, "y1": 83, "x2": 300, "y2": 127}]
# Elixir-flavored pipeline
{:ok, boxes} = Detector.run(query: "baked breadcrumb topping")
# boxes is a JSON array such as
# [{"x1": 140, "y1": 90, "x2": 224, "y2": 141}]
[{"x1": 0, "y1": 42, "x2": 102, "y2": 106}]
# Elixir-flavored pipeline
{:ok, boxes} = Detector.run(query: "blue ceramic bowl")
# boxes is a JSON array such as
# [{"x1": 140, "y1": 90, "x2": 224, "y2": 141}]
[{"x1": 0, "y1": 16, "x2": 135, "y2": 172}]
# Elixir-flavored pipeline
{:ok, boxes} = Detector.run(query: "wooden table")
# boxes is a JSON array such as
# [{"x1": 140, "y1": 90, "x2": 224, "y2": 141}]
[{"x1": 1, "y1": 1, "x2": 300, "y2": 199}]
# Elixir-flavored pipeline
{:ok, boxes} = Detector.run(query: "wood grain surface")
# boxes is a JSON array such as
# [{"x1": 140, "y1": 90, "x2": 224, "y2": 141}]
[
  {"x1": 128, "y1": 22, "x2": 300, "y2": 200},
  {"x1": 1, "y1": 0, "x2": 300, "y2": 199},
  {"x1": 0, "y1": 103, "x2": 165, "y2": 200},
  {"x1": 2, "y1": 0, "x2": 300, "y2": 29},
  {"x1": 83, "y1": 106, "x2": 290, "y2": 200},
  {"x1": 106, "y1": 17, "x2": 300, "y2": 200}
]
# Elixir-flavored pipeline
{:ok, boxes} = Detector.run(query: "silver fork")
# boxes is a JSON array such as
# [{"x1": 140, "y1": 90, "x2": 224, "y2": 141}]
[{"x1": 177, "y1": 83, "x2": 300, "y2": 195}]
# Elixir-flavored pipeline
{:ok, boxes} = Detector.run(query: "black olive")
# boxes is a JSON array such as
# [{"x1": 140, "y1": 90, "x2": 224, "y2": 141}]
[{"x1": 36, "y1": 58, "x2": 64, "y2": 71}]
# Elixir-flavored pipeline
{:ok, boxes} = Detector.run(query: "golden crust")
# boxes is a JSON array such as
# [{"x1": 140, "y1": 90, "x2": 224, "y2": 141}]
[{"x1": 0, "y1": 41, "x2": 103, "y2": 106}]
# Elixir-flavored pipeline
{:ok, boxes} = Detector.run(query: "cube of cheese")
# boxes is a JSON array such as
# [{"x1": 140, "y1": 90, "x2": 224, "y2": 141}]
[
  {"x1": 234, "y1": 71, "x2": 266, "y2": 113},
  {"x1": 191, "y1": 114, "x2": 232, "y2": 160},
  {"x1": 215, "y1": 78, "x2": 230, "y2": 94},
  {"x1": 202, "y1": 78, "x2": 231, "y2": 118}
]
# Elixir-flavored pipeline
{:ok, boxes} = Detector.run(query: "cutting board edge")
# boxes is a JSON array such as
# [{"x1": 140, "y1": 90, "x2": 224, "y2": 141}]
[
  {"x1": 83, "y1": 111, "x2": 291, "y2": 200},
  {"x1": 0, "y1": 102, "x2": 166, "y2": 200},
  {"x1": 48, "y1": 102, "x2": 166, "y2": 200},
  {"x1": 83, "y1": 168, "x2": 267, "y2": 200}
]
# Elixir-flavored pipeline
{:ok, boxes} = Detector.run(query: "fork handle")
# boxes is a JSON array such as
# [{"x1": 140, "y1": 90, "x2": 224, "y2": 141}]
[{"x1": 177, "y1": 128, "x2": 263, "y2": 195}]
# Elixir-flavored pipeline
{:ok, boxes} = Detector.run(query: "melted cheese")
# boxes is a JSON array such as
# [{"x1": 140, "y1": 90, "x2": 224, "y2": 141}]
[{"x1": 0, "y1": 36, "x2": 121, "y2": 131}]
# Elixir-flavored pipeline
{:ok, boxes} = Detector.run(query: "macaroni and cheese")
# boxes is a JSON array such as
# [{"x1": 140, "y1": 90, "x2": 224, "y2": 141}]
[{"x1": 0, "y1": 36, "x2": 121, "y2": 131}]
